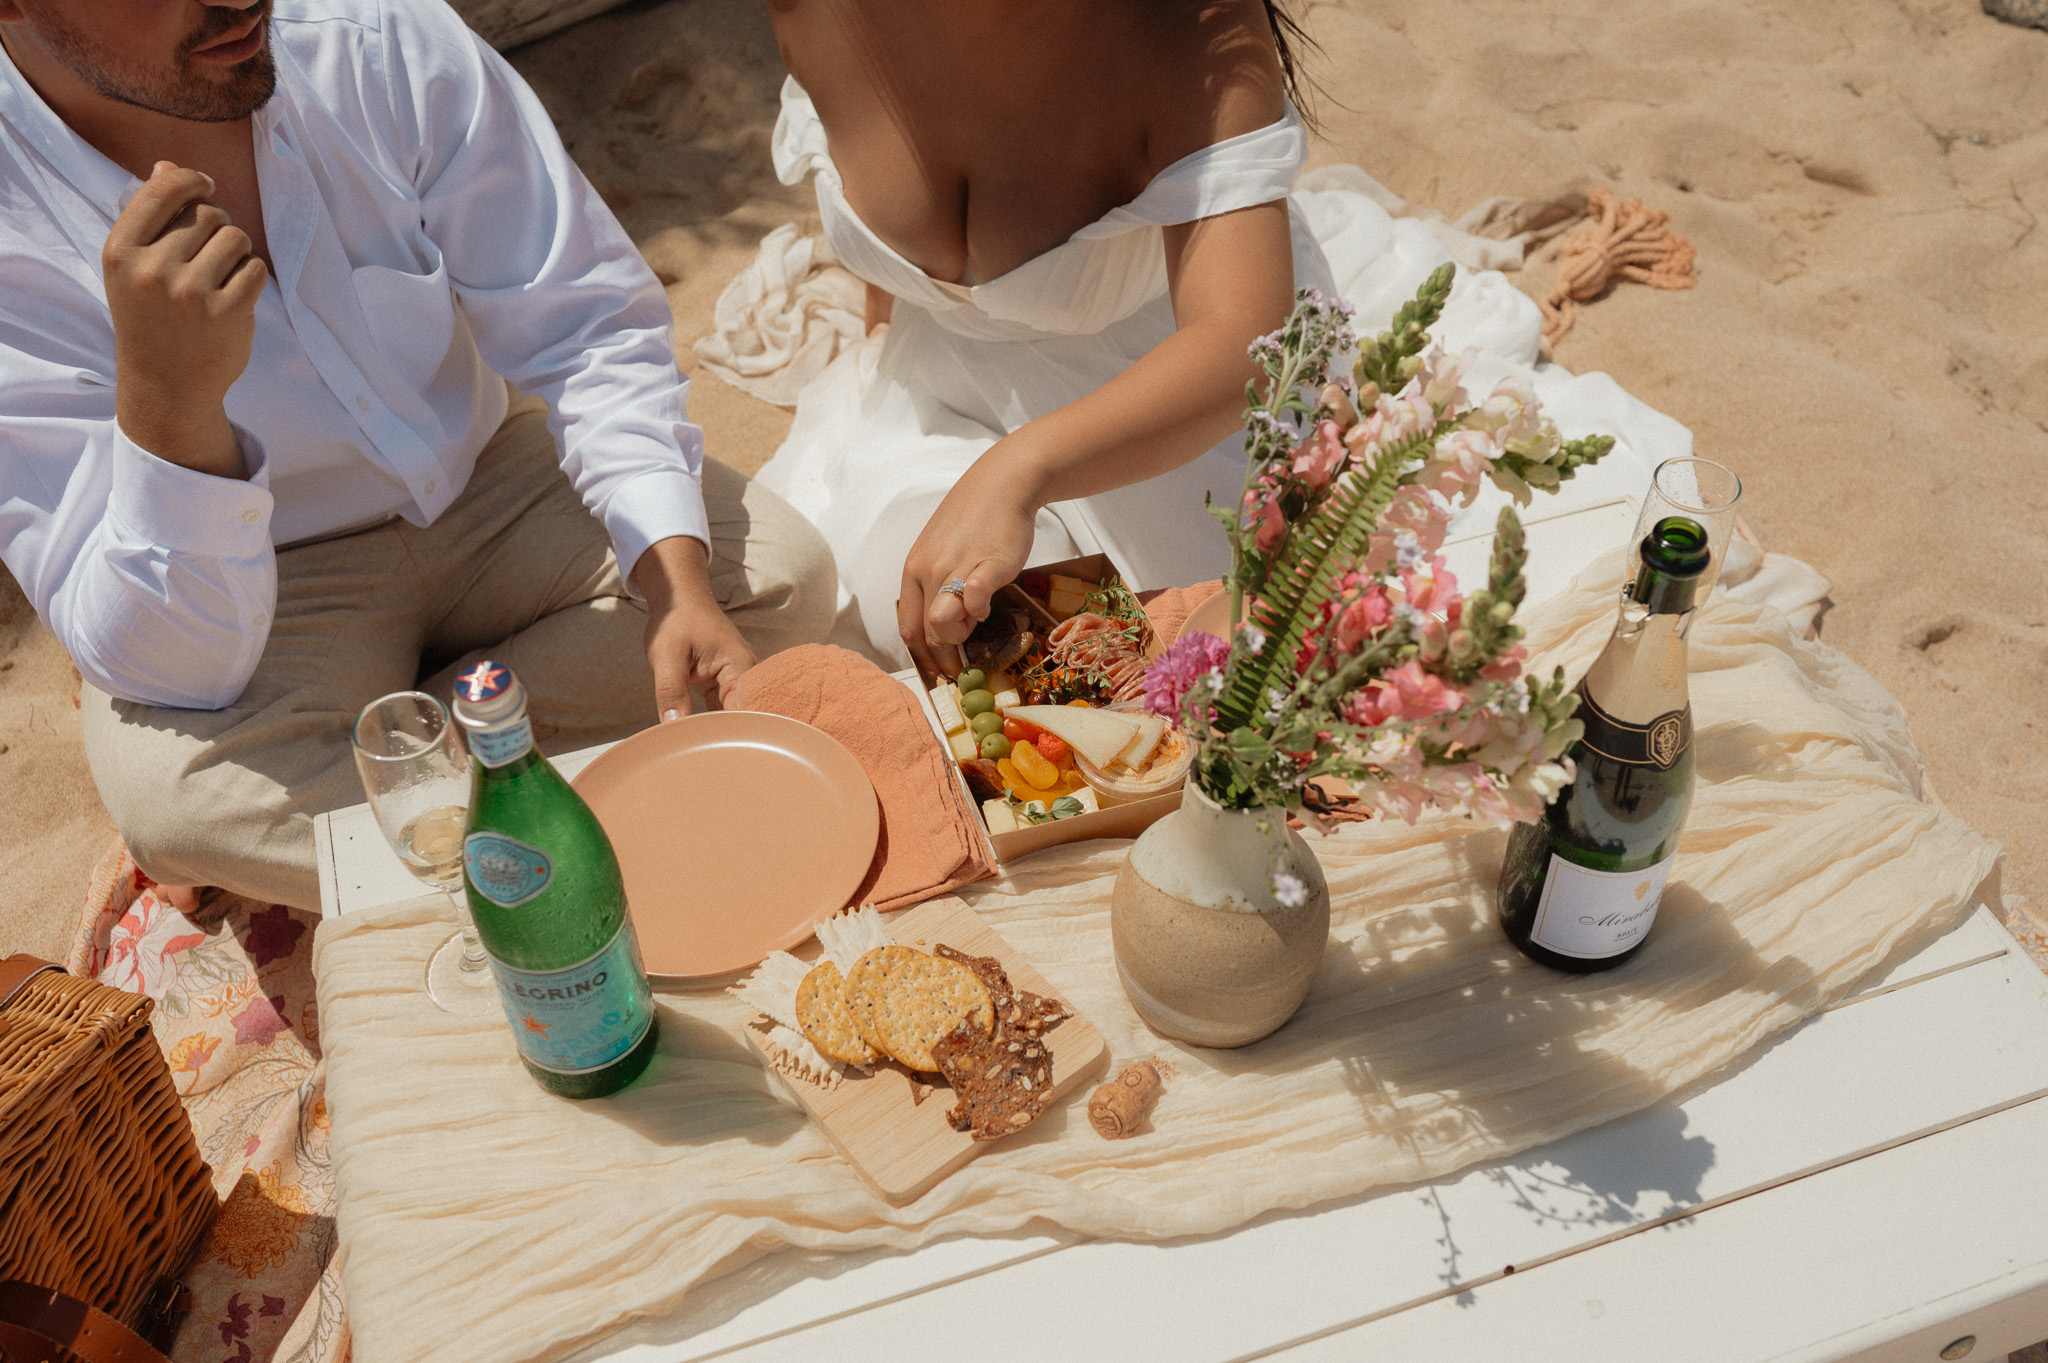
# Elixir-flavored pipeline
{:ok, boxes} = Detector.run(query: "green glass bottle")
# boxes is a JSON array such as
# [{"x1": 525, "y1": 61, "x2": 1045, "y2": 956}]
[
  {"x1": 450, "y1": 661, "x2": 656, "y2": 1098},
  {"x1": 1497, "y1": 517, "x2": 1711, "y2": 972}
]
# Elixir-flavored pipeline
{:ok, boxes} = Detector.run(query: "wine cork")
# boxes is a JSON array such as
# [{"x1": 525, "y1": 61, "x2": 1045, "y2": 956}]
[{"x1": 1088, "y1": 1060, "x2": 1162, "y2": 1139}]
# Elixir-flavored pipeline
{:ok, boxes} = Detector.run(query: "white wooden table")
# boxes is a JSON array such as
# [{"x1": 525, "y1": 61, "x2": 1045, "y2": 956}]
[
  {"x1": 317, "y1": 785, "x2": 2048, "y2": 1363},
  {"x1": 313, "y1": 501, "x2": 2048, "y2": 1361}
]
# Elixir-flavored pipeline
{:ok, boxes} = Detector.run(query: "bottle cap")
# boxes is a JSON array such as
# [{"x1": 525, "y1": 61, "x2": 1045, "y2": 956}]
[{"x1": 451, "y1": 660, "x2": 526, "y2": 729}]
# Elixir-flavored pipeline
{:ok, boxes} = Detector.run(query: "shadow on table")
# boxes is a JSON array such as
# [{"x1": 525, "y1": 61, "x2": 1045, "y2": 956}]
[
  {"x1": 596, "y1": 1009, "x2": 813, "y2": 1151},
  {"x1": 1182, "y1": 827, "x2": 1832, "y2": 1300}
]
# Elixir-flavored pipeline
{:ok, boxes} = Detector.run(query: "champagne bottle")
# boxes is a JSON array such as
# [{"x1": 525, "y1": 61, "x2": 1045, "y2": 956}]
[
  {"x1": 451, "y1": 661, "x2": 656, "y2": 1097},
  {"x1": 1497, "y1": 517, "x2": 1711, "y2": 971}
]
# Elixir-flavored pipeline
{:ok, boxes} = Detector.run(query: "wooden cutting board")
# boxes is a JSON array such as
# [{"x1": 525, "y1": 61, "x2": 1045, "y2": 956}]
[{"x1": 743, "y1": 897, "x2": 1109, "y2": 1204}]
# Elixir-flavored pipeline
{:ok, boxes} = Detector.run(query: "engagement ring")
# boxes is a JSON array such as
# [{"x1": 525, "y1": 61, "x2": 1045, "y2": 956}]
[{"x1": 938, "y1": 577, "x2": 968, "y2": 597}]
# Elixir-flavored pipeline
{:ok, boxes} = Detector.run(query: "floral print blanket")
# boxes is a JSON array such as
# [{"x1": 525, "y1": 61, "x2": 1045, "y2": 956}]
[{"x1": 67, "y1": 841, "x2": 348, "y2": 1363}]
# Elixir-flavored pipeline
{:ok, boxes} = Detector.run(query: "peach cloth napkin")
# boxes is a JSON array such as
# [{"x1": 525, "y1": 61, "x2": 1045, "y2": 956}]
[
  {"x1": 730, "y1": 643, "x2": 998, "y2": 910},
  {"x1": 1137, "y1": 579, "x2": 1223, "y2": 642},
  {"x1": 315, "y1": 552, "x2": 2003, "y2": 1363}
]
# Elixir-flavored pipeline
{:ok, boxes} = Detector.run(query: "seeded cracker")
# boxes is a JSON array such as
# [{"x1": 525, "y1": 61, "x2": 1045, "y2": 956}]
[
  {"x1": 795, "y1": 960, "x2": 880, "y2": 1067},
  {"x1": 934, "y1": 944, "x2": 1071, "y2": 1035},
  {"x1": 844, "y1": 945, "x2": 921, "y2": 1053},
  {"x1": 875, "y1": 955, "x2": 993, "y2": 1072},
  {"x1": 932, "y1": 1020, "x2": 1054, "y2": 1141}
]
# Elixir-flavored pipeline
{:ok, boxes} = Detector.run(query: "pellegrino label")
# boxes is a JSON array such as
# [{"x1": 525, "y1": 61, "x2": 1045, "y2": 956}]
[
  {"x1": 1575, "y1": 689, "x2": 1692, "y2": 770},
  {"x1": 464, "y1": 832, "x2": 552, "y2": 907},
  {"x1": 487, "y1": 925, "x2": 654, "y2": 1075},
  {"x1": 1528, "y1": 850, "x2": 1678, "y2": 960}
]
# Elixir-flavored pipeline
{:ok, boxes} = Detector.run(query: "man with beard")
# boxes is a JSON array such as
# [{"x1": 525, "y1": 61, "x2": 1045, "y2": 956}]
[{"x1": 0, "y1": 0, "x2": 837, "y2": 907}]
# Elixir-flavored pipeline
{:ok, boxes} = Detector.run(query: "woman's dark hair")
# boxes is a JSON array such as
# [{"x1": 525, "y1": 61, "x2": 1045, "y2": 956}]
[{"x1": 1261, "y1": 0, "x2": 1323, "y2": 121}]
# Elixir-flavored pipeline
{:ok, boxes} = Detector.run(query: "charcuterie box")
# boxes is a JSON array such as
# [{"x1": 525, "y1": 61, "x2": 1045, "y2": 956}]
[{"x1": 899, "y1": 553, "x2": 1185, "y2": 863}]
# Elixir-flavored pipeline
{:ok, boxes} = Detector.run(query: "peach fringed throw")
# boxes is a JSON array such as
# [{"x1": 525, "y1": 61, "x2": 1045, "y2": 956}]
[
  {"x1": 1541, "y1": 188, "x2": 1698, "y2": 346},
  {"x1": 315, "y1": 552, "x2": 2000, "y2": 1363}
]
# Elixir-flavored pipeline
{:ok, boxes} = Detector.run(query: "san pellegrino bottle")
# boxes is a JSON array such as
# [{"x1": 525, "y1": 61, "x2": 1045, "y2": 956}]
[
  {"x1": 451, "y1": 661, "x2": 656, "y2": 1097},
  {"x1": 1497, "y1": 517, "x2": 1711, "y2": 971}
]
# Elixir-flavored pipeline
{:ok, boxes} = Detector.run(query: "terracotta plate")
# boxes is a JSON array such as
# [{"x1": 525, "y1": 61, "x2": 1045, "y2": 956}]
[
  {"x1": 1178, "y1": 589, "x2": 1232, "y2": 643},
  {"x1": 571, "y1": 711, "x2": 879, "y2": 981}
]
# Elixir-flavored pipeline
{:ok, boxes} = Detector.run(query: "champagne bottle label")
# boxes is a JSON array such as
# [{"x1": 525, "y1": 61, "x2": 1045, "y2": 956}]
[
  {"x1": 1527, "y1": 849, "x2": 1678, "y2": 960},
  {"x1": 464, "y1": 832, "x2": 553, "y2": 907},
  {"x1": 1576, "y1": 690, "x2": 1693, "y2": 770},
  {"x1": 488, "y1": 924, "x2": 654, "y2": 1075}
]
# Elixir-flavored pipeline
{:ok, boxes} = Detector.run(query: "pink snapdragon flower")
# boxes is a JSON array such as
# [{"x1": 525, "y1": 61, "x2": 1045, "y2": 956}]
[
  {"x1": 1242, "y1": 476, "x2": 1287, "y2": 551},
  {"x1": 1335, "y1": 584, "x2": 1394, "y2": 651},
  {"x1": 1289, "y1": 419, "x2": 1347, "y2": 491},
  {"x1": 1348, "y1": 660, "x2": 1464, "y2": 727},
  {"x1": 1143, "y1": 630, "x2": 1232, "y2": 722}
]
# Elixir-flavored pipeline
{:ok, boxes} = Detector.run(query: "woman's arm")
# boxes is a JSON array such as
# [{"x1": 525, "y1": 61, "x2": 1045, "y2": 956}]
[{"x1": 899, "y1": 197, "x2": 1295, "y2": 674}]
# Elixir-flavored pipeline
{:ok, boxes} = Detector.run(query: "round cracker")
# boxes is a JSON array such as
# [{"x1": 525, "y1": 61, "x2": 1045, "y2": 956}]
[
  {"x1": 795, "y1": 960, "x2": 879, "y2": 1066},
  {"x1": 875, "y1": 955, "x2": 993, "y2": 1072},
  {"x1": 845, "y1": 945, "x2": 922, "y2": 1053}
]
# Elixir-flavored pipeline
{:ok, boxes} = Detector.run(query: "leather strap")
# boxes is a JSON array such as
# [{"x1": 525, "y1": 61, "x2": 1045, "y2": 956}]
[
  {"x1": 0, "y1": 955, "x2": 61, "y2": 1012},
  {"x1": 0, "y1": 1282, "x2": 167, "y2": 1363}
]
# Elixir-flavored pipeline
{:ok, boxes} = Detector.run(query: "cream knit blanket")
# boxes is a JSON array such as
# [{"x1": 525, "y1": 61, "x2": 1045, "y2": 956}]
[{"x1": 316, "y1": 552, "x2": 1999, "y2": 1363}]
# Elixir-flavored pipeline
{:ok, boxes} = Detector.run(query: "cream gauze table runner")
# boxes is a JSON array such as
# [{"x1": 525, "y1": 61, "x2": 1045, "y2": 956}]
[{"x1": 315, "y1": 551, "x2": 2001, "y2": 1363}]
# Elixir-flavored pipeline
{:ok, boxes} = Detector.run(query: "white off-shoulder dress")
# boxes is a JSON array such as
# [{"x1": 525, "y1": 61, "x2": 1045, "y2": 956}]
[{"x1": 755, "y1": 79, "x2": 1690, "y2": 668}]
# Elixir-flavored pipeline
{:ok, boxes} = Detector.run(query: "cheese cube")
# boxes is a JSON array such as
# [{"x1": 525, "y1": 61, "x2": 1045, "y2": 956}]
[
  {"x1": 1046, "y1": 574, "x2": 1095, "y2": 618},
  {"x1": 981, "y1": 798, "x2": 1019, "y2": 835},
  {"x1": 948, "y1": 729, "x2": 978, "y2": 762},
  {"x1": 992, "y1": 689, "x2": 1022, "y2": 712},
  {"x1": 930, "y1": 684, "x2": 967, "y2": 735},
  {"x1": 1066, "y1": 786, "x2": 1101, "y2": 814}
]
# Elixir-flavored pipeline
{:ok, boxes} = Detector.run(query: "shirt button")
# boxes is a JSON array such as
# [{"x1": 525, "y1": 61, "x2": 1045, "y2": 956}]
[
  {"x1": 241, "y1": 509, "x2": 261, "y2": 525},
  {"x1": 356, "y1": 395, "x2": 369, "y2": 412},
  {"x1": 253, "y1": 614, "x2": 270, "y2": 629},
  {"x1": 425, "y1": 480, "x2": 437, "y2": 495}
]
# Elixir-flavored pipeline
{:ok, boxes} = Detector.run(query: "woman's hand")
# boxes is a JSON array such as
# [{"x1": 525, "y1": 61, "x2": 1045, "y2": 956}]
[{"x1": 896, "y1": 444, "x2": 1043, "y2": 678}]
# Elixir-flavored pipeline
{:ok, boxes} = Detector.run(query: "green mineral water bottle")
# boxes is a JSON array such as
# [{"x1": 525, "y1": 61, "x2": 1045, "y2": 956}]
[
  {"x1": 450, "y1": 660, "x2": 656, "y2": 1097},
  {"x1": 1497, "y1": 517, "x2": 1711, "y2": 972}
]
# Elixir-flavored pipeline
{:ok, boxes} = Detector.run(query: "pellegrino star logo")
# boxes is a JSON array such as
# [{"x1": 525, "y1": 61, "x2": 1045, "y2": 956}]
[
  {"x1": 458, "y1": 662, "x2": 507, "y2": 702},
  {"x1": 521, "y1": 1012, "x2": 551, "y2": 1037}
]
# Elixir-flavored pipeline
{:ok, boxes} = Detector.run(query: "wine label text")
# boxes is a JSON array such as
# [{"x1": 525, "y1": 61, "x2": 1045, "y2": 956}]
[
  {"x1": 487, "y1": 925, "x2": 654, "y2": 1075},
  {"x1": 1528, "y1": 850, "x2": 1679, "y2": 960}
]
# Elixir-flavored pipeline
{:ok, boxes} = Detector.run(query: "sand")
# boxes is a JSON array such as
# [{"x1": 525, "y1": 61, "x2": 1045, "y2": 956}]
[{"x1": 2, "y1": 0, "x2": 2041, "y2": 963}]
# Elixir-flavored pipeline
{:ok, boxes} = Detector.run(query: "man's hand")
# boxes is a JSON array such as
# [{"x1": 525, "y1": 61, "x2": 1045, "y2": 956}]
[
  {"x1": 631, "y1": 536, "x2": 755, "y2": 720},
  {"x1": 104, "y1": 162, "x2": 266, "y2": 480}
]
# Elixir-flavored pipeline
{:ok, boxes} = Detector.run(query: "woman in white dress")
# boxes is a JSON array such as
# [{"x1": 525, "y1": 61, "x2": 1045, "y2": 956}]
[{"x1": 755, "y1": 0, "x2": 1680, "y2": 673}]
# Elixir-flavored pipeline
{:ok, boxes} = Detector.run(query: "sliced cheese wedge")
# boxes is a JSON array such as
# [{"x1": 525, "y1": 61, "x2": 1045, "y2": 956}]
[
  {"x1": 1002, "y1": 704, "x2": 1142, "y2": 767},
  {"x1": 1114, "y1": 713, "x2": 1168, "y2": 772},
  {"x1": 947, "y1": 729, "x2": 978, "y2": 762}
]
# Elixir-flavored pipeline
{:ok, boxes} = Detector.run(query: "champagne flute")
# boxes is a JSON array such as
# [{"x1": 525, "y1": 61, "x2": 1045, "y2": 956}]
[
  {"x1": 351, "y1": 691, "x2": 499, "y2": 1015},
  {"x1": 1629, "y1": 457, "x2": 1743, "y2": 602}
]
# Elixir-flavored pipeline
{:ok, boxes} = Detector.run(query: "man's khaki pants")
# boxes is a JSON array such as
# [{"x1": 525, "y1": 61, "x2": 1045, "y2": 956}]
[{"x1": 79, "y1": 395, "x2": 836, "y2": 909}]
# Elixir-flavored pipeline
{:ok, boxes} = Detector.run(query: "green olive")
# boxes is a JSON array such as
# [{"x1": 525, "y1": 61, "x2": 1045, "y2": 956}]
[
  {"x1": 960, "y1": 688, "x2": 996, "y2": 718},
  {"x1": 970, "y1": 711, "x2": 1006, "y2": 739},
  {"x1": 956, "y1": 668, "x2": 987, "y2": 695},
  {"x1": 979, "y1": 732, "x2": 1012, "y2": 760}
]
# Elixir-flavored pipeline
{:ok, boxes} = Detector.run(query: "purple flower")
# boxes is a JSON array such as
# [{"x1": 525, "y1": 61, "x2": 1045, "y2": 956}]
[
  {"x1": 1143, "y1": 631, "x2": 1232, "y2": 722},
  {"x1": 243, "y1": 904, "x2": 305, "y2": 968}
]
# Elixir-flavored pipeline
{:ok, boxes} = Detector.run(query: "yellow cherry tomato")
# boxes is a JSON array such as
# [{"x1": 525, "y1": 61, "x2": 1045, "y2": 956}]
[{"x1": 1010, "y1": 739, "x2": 1057, "y2": 790}]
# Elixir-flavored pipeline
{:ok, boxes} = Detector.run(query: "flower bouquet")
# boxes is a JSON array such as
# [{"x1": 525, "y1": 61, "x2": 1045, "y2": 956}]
[
  {"x1": 1111, "y1": 265, "x2": 1616, "y2": 1046},
  {"x1": 1148, "y1": 264, "x2": 1614, "y2": 845}
]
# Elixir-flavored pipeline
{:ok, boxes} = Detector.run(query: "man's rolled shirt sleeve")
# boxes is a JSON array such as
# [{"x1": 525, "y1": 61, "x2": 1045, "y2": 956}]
[
  {"x1": 385, "y1": 2, "x2": 711, "y2": 592},
  {"x1": 5, "y1": 403, "x2": 279, "y2": 710}
]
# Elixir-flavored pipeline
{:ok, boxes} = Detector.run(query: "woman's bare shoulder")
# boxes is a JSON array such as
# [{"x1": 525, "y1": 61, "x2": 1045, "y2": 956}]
[{"x1": 1135, "y1": 0, "x2": 1290, "y2": 176}]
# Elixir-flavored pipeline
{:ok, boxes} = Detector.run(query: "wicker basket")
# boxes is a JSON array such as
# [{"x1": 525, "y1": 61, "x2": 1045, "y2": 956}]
[{"x1": 0, "y1": 954, "x2": 216, "y2": 1330}]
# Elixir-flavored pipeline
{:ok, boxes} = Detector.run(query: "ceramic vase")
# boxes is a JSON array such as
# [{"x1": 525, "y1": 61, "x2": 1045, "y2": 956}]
[{"x1": 1110, "y1": 783, "x2": 1331, "y2": 1048}]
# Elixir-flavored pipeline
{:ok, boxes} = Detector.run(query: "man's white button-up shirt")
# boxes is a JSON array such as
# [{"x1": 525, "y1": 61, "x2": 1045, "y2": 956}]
[{"x1": 0, "y1": 0, "x2": 709, "y2": 708}]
